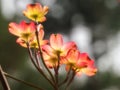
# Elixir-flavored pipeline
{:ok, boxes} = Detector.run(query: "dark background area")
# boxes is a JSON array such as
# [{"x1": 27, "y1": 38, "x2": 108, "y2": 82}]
[{"x1": 1, "y1": 0, "x2": 120, "y2": 90}]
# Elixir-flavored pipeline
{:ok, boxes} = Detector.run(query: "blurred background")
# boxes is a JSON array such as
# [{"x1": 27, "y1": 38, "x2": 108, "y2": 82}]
[{"x1": 1, "y1": 0, "x2": 120, "y2": 90}]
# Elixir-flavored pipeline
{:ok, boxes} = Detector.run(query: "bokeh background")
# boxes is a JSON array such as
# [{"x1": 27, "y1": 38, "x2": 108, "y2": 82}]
[{"x1": 1, "y1": 0, "x2": 120, "y2": 90}]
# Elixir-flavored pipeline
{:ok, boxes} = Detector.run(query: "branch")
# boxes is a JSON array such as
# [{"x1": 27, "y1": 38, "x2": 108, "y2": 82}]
[
  {"x1": 0, "y1": 65, "x2": 11, "y2": 90},
  {"x1": 4, "y1": 72, "x2": 45, "y2": 90}
]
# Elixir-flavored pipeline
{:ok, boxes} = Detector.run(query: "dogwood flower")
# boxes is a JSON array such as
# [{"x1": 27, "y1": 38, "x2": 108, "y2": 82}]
[
  {"x1": 9, "y1": 21, "x2": 36, "y2": 44},
  {"x1": 49, "y1": 34, "x2": 77, "y2": 56},
  {"x1": 42, "y1": 34, "x2": 77, "y2": 68},
  {"x1": 23, "y1": 3, "x2": 49, "y2": 22},
  {"x1": 76, "y1": 53, "x2": 97, "y2": 76},
  {"x1": 63, "y1": 49, "x2": 97, "y2": 76},
  {"x1": 42, "y1": 45, "x2": 59, "y2": 68},
  {"x1": 16, "y1": 24, "x2": 48, "y2": 48}
]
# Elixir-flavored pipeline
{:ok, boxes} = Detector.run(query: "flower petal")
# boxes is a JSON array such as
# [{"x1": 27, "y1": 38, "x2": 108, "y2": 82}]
[
  {"x1": 9, "y1": 23, "x2": 21, "y2": 36},
  {"x1": 23, "y1": 3, "x2": 49, "y2": 22},
  {"x1": 16, "y1": 38, "x2": 27, "y2": 47},
  {"x1": 61, "y1": 41, "x2": 77, "y2": 56},
  {"x1": 50, "y1": 34, "x2": 63, "y2": 50}
]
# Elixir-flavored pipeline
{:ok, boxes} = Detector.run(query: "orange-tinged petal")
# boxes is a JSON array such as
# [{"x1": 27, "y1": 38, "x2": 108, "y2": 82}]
[
  {"x1": 66, "y1": 49, "x2": 80, "y2": 64},
  {"x1": 37, "y1": 17, "x2": 46, "y2": 23},
  {"x1": 16, "y1": 38, "x2": 27, "y2": 47},
  {"x1": 38, "y1": 29, "x2": 44, "y2": 40},
  {"x1": 42, "y1": 45, "x2": 58, "y2": 68},
  {"x1": 42, "y1": 45, "x2": 54, "y2": 56},
  {"x1": 81, "y1": 66, "x2": 97, "y2": 76},
  {"x1": 50, "y1": 34, "x2": 63, "y2": 50},
  {"x1": 62, "y1": 49, "x2": 80, "y2": 71},
  {"x1": 9, "y1": 23, "x2": 21, "y2": 37},
  {"x1": 61, "y1": 41, "x2": 77, "y2": 56},
  {"x1": 37, "y1": 24, "x2": 44, "y2": 32},
  {"x1": 75, "y1": 53, "x2": 97, "y2": 76},
  {"x1": 38, "y1": 40, "x2": 48, "y2": 48},
  {"x1": 43, "y1": 6, "x2": 49, "y2": 15}
]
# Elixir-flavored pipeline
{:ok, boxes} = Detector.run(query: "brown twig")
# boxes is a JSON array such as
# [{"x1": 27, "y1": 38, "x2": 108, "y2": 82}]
[
  {"x1": 4, "y1": 72, "x2": 45, "y2": 90},
  {"x1": 0, "y1": 65, "x2": 11, "y2": 90},
  {"x1": 65, "y1": 70, "x2": 75, "y2": 90}
]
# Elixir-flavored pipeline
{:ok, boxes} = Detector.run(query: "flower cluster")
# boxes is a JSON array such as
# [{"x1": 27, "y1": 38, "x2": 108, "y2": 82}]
[{"x1": 8, "y1": 3, "x2": 97, "y2": 90}]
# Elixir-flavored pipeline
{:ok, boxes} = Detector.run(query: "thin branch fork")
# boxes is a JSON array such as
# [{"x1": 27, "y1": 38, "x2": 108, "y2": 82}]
[{"x1": 0, "y1": 65, "x2": 11, "y2": 90}]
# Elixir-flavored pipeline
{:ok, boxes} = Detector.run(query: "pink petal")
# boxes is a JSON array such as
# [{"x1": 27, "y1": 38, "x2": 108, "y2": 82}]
[
  {"x1": 50, "y1": 34, "x2": 63, "y2": 50},
  {"x1": 16, "y1": 38, "x2": 27, "y2": 47},
  {"x1": 61, "y1": 41, "x2": 77, "y2": 56},
  {"x1": 42, "y1": 45, "x2": 54, "y2": 56},
  {"x1": 38, "y1": 29, "x2": 44, "y2": 40},
  {"x1": 9, "y1": 23, "x2": 21, "y2": 36}
]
